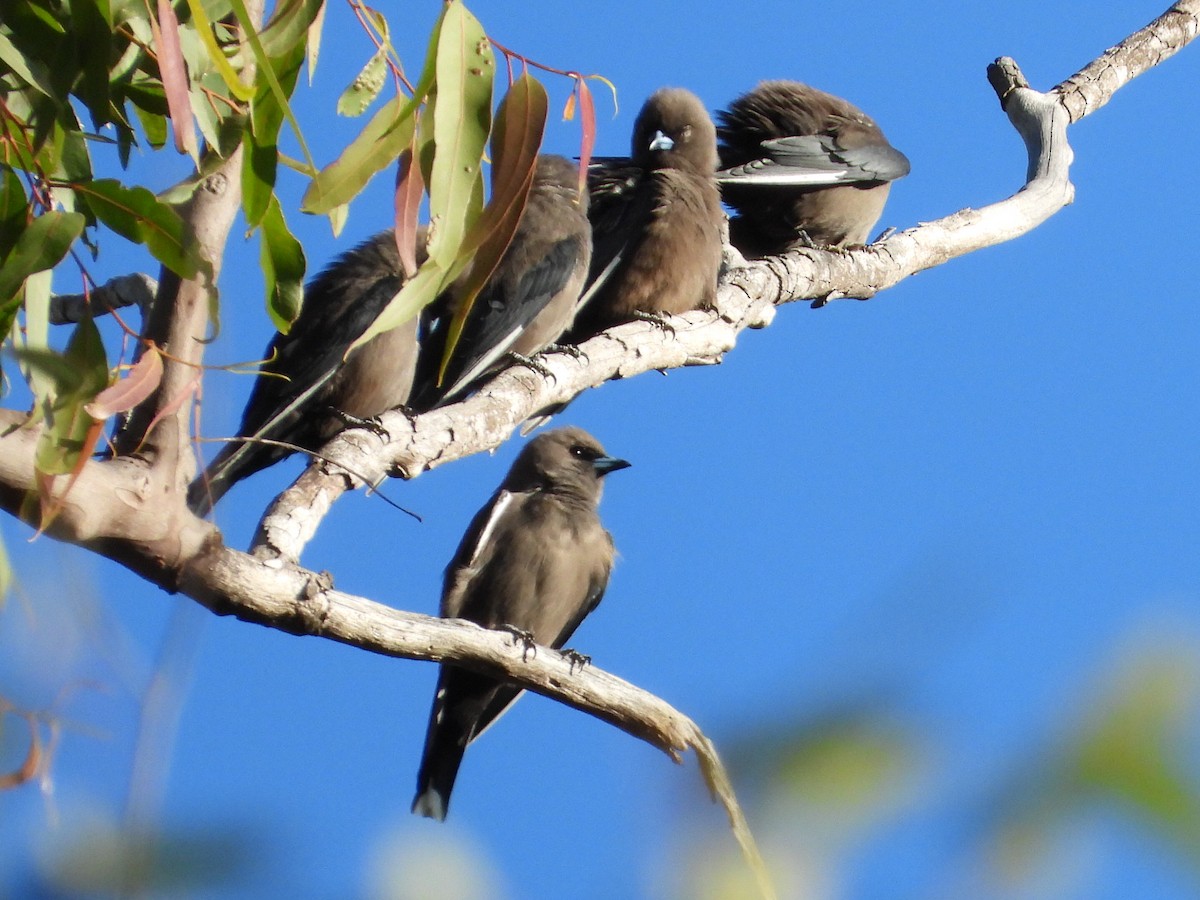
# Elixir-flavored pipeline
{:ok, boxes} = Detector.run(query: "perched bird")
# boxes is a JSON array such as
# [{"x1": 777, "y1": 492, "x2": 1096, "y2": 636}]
[
  {"x1": 716, "y1": 80, "x2": 911, "y2": 255},
  {"x1": 188, "y1": 232, "x2": 421, "y2": 514},
  {"x1": 574, "y1": 87, "x2": 724, "y2": 336},
  {"x1": 412, "y1": 155, "x2": 592, "y2": 409},
  {"x1": 412, "y1": 426, "x2": 630, "y2": 821}
]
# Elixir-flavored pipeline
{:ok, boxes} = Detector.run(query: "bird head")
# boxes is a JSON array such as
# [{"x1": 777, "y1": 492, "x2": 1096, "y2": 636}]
[{"x1": 633, "y1": 87, "x2": 718, "y2": 173}]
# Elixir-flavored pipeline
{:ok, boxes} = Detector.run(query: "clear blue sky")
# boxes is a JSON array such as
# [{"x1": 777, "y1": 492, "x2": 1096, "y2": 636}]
[{"x1": 3, "y1": 1, "x2": 1200, "y2": 898}]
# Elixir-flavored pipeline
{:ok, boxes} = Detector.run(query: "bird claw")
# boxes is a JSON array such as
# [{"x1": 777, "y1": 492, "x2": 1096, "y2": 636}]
[
  {"x1": 395, "y1": 404, "x2": 420, "y2": 427},
  {"x1": 544, "y1": 342, "x2": 588, "y2": 364},
  {"x1": 631, "y1": 310, "x2": 677, "y2": 337},
  {"x1": 499, "y1": 625, "x2": 538, "y2": 661},
  {"x1": 561, "y1": 648, "x2": 591, "y2": 674},
  {"x1": 329, "y1": 408, "x2": 389, "y2": 439},
  {"x1": 795, "y1": 229, "x2": 818, "y2": 249},
  {"x1": 507, "y1": 351, "x2": 555, "y2": 383}
]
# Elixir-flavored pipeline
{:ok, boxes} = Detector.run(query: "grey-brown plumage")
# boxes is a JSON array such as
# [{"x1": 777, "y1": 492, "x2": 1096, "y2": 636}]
[
  {"x1": 412, "y1": 427, "x2": 630, "y2": 821},
  {"x1": 716, "y1": 80, "x2": 911, "y2": 255},
  {"x1": 574, "y1": 88, "x2": 724, "y2": 335},
  {"x1": 412, "y1": 155, "x2": 592, "y2": 409},
  {"x1": 188, "y1": 232, "x2": 420, "y2": 514}
]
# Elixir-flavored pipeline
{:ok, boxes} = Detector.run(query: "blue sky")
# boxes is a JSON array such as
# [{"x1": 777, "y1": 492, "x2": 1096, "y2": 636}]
[{"x1": 3, "y1": 1, "x2": 1200, "y2": 898}]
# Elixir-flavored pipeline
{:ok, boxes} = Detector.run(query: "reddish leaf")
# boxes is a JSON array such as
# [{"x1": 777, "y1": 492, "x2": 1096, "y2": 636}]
[
  {"x1": 393, "y1": 142, "x2": 424, "y2": 279},
  {"x1": 141, "y1": 371, "x2": 202, "y2": 452},
  {"x1": 36, "y1": 416, "x2": 105, "y2": 536},
  {"x1": 0, "y1": 713, "x2": 40, "y2": 790},
  {"x1": 577, "y1": 78, "x2": 596, "y2": 195},
  {"x1": 152, "y1": 0, "x2": 197, "y2": 159},
  {"x1": 84, "y1": 345, "x2": 163, "y2": 420}
]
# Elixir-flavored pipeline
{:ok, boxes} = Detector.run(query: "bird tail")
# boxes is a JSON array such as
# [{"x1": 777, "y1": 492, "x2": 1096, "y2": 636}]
[
  {"x1": 411, "y1": 668, "x2": 525, "y2": 821},
  {"x1": 411, "y1": 685, "x2": 470, "y2": 821}
]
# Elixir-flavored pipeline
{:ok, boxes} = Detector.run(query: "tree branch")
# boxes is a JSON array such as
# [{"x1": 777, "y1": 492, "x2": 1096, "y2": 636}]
[
  {"x1": 50, "y1": 273, "x2": 159, "y2": 325},
  {"x1": 250, "y1": 3, "x2": 1200, "y2": 563}
]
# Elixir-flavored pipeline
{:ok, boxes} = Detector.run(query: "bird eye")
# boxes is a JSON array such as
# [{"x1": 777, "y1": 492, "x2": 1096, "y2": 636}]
[{"x1": 570, "y1": 445, "x2": 595, "y2": 460}]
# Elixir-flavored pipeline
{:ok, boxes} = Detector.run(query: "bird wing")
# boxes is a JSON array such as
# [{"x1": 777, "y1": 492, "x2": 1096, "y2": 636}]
[
  {"x1": 466, "y1": 530, "x2": 613, "y2": 748},
  {"x1": 191, "y1": 273, "x2": 406, "y2": 514},
  {"x1": 431, "y1": 236, "x2": 586, "y2": 404},
  {"x1": 246, "y1": 274, "x2": 403, "y2": 434},
  {"x1": 717, "y1": 135, "x2": 911, "y2": 186},
  {"x1": 580, "y1": 160, "x2": 655, "y2": 315},
  {"x1": 440, "y1": 489, "x2": 517, "y2": 619}
]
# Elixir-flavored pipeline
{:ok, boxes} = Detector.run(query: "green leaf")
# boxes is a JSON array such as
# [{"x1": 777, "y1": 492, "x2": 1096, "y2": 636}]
[
  {"x1": 122, "y1": 80, "x2": 170, "y2": 118},
  {"x1": 22, "y1": 266, "x2": 50, "y2": 356},
  {"x1": 350, "y1": 260, "x2": 447, "y2": 353},
  {"x1": 17, "y1": 1, "x2": 67, "y2": 34},
  {"x1": 257, "y1": 0, "x2": 325, "y2": 60},
  {"x1": 337, "y1": 45, "x2": 388, "y2": 117},
  {"x1": 346, "y1": 0, "x2": 501, "y2": 359},
  {"x1": 71, "y1": 0, "x2": 116, "y2": 129},
  {"x1": 241, "y1": 40, "x2": 305, "y2": 227},
  {"x1": 438, "y1": 74, "x2": 547, "y2": 382},
  {"x1": 300, "y1": 94, "x2": 416, "y2": 215},
  {"x1": 301, "y1": 3, "x2": 442, "y2": 215},
  {"x1": 31, "y1": 316, "x2": 109, "y2": 476},
  {"x1": 259, "y1": 195, "x2": 306, "y2": 332},
  {"x1": 0, "y1": 529, "x2": 12, "y2": 606},
  {"x1": 133, "y1": 99, "x2": 170, "y2": 148},
  {"x1": 305, "y1": 0, "x2": 326, "y2": 84},
  {"x1": 182, "y1": 0, "x2": 255, "y2": 102},
  {"x1": 353, "y1": 0, "x2": 496, "y2": 357},
  {"x1": 425, "y1": 0, "x2": 493, "y2": 270},
  {"x1": 0, "y1": 96, "x2": 91, "y2": 180},
  {"x1": 74, "y1": 179, "x2": 205, "y2": 278},
  {"x1": 0, "y1": 210, "x2": 86, "y2": 302},
  {"x1": 227, "y1": 0, "x2": 318, "y2": 178},
  {"x1": 0, "y1": 169, "x2": 30, "y2": 257},
  {"x1": 12, "y1": 269, "x2": 53, "y2": 415},
  {"x1": 0, "y1": 29, "x2": 55, "y2": 97}
]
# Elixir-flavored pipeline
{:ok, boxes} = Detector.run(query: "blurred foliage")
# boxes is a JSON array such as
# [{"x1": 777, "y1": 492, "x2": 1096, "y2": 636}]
[
  {"x1": 32, "y1": 821, "x2": 253, "y2": 896},
  {"x1": 675, "y1": 632, "x2": 1200, "y2": 898},
  {"x1": 984, "y1": 635, "x2": 1200, "y2": 892}
]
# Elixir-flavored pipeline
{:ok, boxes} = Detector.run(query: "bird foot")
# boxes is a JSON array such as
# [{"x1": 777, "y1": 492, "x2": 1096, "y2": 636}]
[
  {"x1": 560, "y1": 648, "x2": 591, "y2": 674},
  {"x1": 506, "y1": 351, "x2": 555, "y2": 383},
  {"x1": 631, "y1": 310, "x2": 677, "y2": 337},
  {"x1": 543, "y1": 342, "x2": 589, "y2": 364},
  {"x1": 499, "y1": 625, "x2": 538, "y2": 661},
  {"x1": 393, "y1": 403, "x2": 421, "y2": 427},
  {"x1": 329, "y1": 408, "x2": 390, "y2": 439}
]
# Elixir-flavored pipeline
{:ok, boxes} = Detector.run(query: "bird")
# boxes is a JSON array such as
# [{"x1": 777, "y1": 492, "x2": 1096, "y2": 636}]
[
  {"x1": 573, "y1": 87, "x2": 724, "y2": 336},
  {"x1": 411, "y1": 426, "x2": 630, "y2": 821},
  {"x1": 187, "y1": 231, "x2": 421, "y2": 515},
  {"x1": 411, "y1": 154, "x2": 592, "y2": 409},
  {"x1": 715, "y1": 80, "x2": 911, "y2": 256}
]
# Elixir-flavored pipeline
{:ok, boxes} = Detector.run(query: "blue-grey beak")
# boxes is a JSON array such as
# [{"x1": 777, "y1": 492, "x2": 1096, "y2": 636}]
[
  {"x1": 593, "y1": 456, "x2": 631, "y2": 477},
  {"x1": 648, "y1": 130, "x2": 674, "y2": 152}
]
